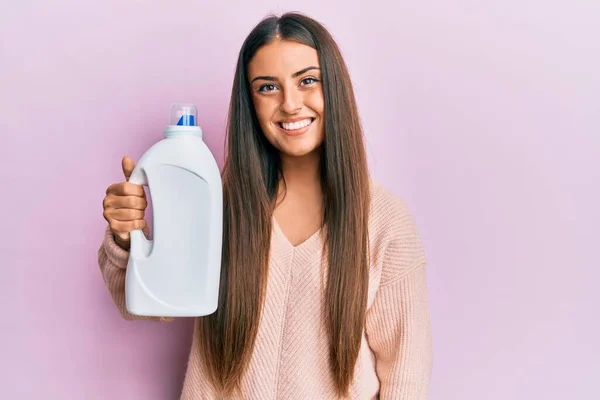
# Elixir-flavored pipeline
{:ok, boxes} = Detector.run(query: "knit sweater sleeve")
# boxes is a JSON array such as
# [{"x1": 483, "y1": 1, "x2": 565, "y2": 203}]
[
  {"x1": 97, "y1": 226, "x2": 174, "y2": 322},
  {"x1": 365, "y1": 192, "x2": 433, "y2": 399}
]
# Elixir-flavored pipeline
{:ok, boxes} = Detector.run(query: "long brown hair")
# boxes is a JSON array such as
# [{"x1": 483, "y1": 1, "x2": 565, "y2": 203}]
[{"x1": 198, "y1": 12, "x2": 371, "y2": 398}]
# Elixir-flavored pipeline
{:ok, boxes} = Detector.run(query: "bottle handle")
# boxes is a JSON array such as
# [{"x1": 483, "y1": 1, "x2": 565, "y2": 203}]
[{"x1": 128, "y1": 165, "x2": 153, "y2": 260}]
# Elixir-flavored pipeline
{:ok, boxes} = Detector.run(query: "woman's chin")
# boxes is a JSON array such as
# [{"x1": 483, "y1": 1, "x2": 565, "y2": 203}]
[{"x1": 279, "y1": 143, "x2": 322, "y2": 158}]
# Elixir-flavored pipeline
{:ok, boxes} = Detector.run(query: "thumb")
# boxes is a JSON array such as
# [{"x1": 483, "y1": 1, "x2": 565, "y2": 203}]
[{"x1": 121, "y1": 156, "x2": 136, "y2": 182}]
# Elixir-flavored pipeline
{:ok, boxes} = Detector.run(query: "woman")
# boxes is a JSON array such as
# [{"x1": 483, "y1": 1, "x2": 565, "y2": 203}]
[{"x1": 99, "y1": 12, "x2": 432, "y2": 400}]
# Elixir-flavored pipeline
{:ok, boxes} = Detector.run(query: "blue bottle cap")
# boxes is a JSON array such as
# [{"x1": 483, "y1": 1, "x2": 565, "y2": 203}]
[
  {"x1": 166, "y1": 103, "x2": 202, "y2": 137},
  {"x1": 170, "y1": 103, "x2": 198, "y2": 127}
]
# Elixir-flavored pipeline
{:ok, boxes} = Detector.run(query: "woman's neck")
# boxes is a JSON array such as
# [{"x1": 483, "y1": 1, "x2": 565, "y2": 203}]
[
  {"x1": 275, "y1": 149, "x2": 324, "y2": 236},
  {"x1": 279, "y1": 149, "x2": 321, "y2": 189}
]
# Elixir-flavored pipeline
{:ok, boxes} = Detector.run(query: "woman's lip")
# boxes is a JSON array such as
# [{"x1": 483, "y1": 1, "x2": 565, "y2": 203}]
[
  {"x1": 276, "y1": 118, "x2": 314, "y2": 136},
  {"x1": 278, "y1": 117, "x2": 315, "y2": 124}
]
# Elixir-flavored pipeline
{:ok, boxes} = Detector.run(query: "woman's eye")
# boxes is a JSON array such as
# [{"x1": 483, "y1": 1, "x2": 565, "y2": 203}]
[
  {"x1": 301, "y1": 77, "x2": 319, "y2": 86},
  {"x1": 258, "y1": 84, "x2": 277, "y2": 92}
]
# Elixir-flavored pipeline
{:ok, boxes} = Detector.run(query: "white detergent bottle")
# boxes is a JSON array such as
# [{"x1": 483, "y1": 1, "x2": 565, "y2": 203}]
[{"x1": 125, "y1": 103, "x2": 223, "y2": 317}]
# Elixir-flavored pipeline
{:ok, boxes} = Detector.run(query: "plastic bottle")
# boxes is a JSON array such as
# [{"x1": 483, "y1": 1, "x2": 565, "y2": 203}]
[{"x1": 125, "y1": 103, "x2": 223, "y2": 317}]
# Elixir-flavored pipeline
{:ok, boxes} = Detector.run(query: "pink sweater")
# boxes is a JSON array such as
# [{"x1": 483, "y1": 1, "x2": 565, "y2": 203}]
[{"x1": 97, "y1": 181, "x2": 432, "y2": 399}]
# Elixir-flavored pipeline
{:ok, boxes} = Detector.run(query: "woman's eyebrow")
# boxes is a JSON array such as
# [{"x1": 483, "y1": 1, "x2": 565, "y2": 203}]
[
  {"x1": 250, "y1": 66, "x2": 321, "y2": 84},
  {"x1": 292, "y1": 66, "x2": 320, "y2": 77}
]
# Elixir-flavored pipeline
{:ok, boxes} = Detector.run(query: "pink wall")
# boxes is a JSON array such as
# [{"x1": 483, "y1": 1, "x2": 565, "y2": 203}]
[{"x1": 1, "y1": 1, "x2": 598, "y2": 399}]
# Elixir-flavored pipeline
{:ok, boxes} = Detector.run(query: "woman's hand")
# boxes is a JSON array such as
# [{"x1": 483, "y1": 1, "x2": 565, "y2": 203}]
[{"x1": 102, "y1": 156, "x2": 148, "y2": 250}]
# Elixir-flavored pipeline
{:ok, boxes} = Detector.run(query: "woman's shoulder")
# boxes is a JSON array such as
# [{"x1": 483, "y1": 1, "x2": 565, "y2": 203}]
[
  {"x1": 368, "y1": 179, "x2": 416, "y2": 234},
  {"x1": 367, "y1": 179, "x2": 425, "y2": 280}
]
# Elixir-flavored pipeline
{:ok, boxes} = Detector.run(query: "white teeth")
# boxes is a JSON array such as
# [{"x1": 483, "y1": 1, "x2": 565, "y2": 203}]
[{"x1": 281, "y1": 119, "x2": 311, "y2": 130}]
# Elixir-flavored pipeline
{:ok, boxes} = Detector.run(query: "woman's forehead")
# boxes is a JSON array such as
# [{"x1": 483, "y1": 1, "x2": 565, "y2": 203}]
[{"x1": 249, "y1": 40, "x2": 320, "y2": 76}]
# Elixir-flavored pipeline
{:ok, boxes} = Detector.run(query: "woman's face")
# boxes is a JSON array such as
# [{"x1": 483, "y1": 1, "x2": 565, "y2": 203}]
[{"x1": 247, "y1": 40, "x2": 325, "y2": 158}]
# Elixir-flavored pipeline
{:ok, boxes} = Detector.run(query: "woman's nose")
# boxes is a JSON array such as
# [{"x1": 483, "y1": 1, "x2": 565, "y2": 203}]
[{"x1": 280, "y1": 88, "x2": 302, "y2": 114}]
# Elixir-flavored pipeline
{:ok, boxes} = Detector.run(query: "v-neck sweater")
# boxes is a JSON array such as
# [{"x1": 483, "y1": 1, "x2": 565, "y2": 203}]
[{"x1": 97, "y1": 181, "x2": 432, "y2": 399}]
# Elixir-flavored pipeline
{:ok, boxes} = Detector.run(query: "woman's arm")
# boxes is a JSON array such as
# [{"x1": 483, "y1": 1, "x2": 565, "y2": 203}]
[
  {"x1": 365, "y1": 189, "x2": 433, "y2": 399},
  {"x1": 365, "y1": 261, "x2": 432, "y2": 399}
]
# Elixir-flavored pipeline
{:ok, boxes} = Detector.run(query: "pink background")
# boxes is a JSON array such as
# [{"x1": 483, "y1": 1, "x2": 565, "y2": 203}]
[{"x1": 1, "y1": 1, "x2": 598, "y2": 399}]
